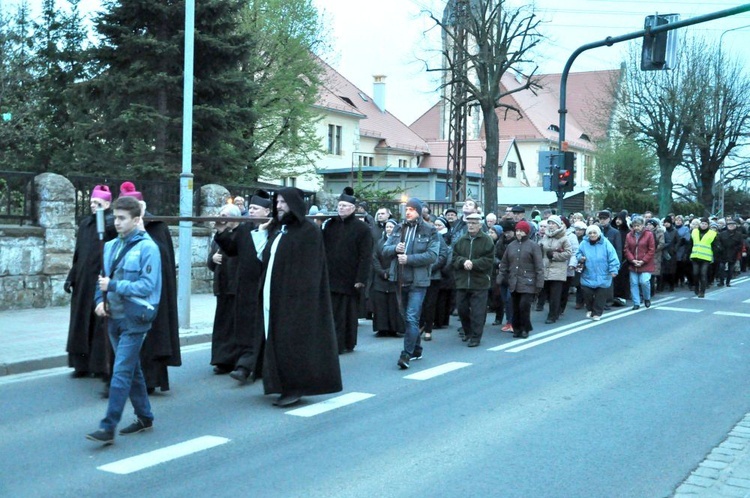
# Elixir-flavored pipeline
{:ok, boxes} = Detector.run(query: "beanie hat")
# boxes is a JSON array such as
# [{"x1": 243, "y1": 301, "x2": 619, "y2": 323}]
[
  {"x1": 444, "y1": 207, "x2": 458, "y2": 216},
  {"x1": 647, "y1": 218, "x2": 659, "y2": 227},
  {"x1": 406, "y1": 197, "x2": 423, "y2": 213},
  {"x1": 727, "y1": 218, "x2": 738, "y2": 226},
  {"x1": 385, "y1": 219, "x2": 398, "y2": 228},
  {"x1": 586, "y1": 224, "x2": 602, "y2": 237},
  {"x1": 515, "y1": 220, "x2": 531, "y2": 235},
  {"x1": 573, "y1": 221, "x2": 587, "y2": 230},
  {"x1": 119, "y1": 181, "x2": 143, "y2": 201},
  {"x1": 561, "y1": 216, "x2": 570, "y2": 229},
  {"x1": 435, "y1": 215, "x2": 450, "y2": 230},
  {"x1": 663, "y1": 216, "x2": 673, "y2": 225},
  {"x1": 500, "y1": 219, "x2": 516, "y2": 233},
  {"x1": 700, "y1": 217, "x2": 710, "y2": 224},
  {"x1": 547, "y1": 215, "x2": 562, "y2": 228},
  {"x1": 710, "y1": 221, "x2": 719, "y2": 229},
  {"x1": 91, "y1": 185, "x2": 112, "y2": 202},
  {"x1": 491, "y1": 225, "x2": 504, "y2": 238},
  {"x1": 249, "y1": 189, "x2": 271, "y2": 208},
  {"x1": 339, "y1": 186, "x2": 356, "y2": 205}
]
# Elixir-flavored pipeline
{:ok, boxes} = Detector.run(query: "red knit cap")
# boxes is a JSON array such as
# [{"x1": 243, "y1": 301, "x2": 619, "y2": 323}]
[{"x1": 515, "y1": 220, "x2": 531, "y2": 235}]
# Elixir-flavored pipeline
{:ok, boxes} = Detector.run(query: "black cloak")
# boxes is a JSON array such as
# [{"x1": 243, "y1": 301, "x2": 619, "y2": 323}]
[
  {"x1": 207, "y1": 240, "x2": 240, "y2": 369},
  {"x1": 254, "y1": 187, "x2": 342, "y2": 396},
  {"x1": 141, "y1": 217, "x2": 182, "y2": 391},
  {"x1": 66, "y1": 209, "x2": 117, "y2": 374}
]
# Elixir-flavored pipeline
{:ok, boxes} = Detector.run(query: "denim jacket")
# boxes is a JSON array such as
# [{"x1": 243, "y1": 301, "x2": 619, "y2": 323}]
[
  {"x1": 383, "y1": 219, "x2": 439, "y2": 288},
  {"x1": 95, "y1": 229, "x2": 162, "y2": 320}
]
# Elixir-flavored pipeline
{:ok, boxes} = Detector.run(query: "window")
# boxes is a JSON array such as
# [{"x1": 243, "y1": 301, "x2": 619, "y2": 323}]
[
  {"x1": 327, "y1": 124, "x2": 342, "y2": 155},
  {"x1": 284, "y1": 177, "x2": 297, "y2": 187},
  {"x1": 507, "y1": 161, "x2": 517, "y2": 178},
  {"x1": 358, "y1": 155, "x2": 374, "y2": 166},
  {"x1": 584, "y1": 154, "x2": 593, "y2": 182},
  {"x1": 398, "y1": 159, "x2": 407, "y2": 167}
]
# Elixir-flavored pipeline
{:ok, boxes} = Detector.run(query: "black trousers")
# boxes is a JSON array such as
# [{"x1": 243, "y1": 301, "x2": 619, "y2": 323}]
[
  {"x1": 457, "y1": 289, "x2": 488, "y2": 342},
  {"x1": 420, "y1": 280, "x2": 441, "y2": 333},
  {"x1": 511, "y1": 292, "x2": 535, "y2": 335},
  {"x1": 544, "y1": 280, "x2": 564, "y2": 321},
  {"x1": 692, "y1": 260, "x2": 710, "y2": 295},
  {"x1": 581, "y1": 286, "x2": 607, "y2": 317},
  {"x1": 331, "y1": 292, "x2": 359, "y2": 353}
]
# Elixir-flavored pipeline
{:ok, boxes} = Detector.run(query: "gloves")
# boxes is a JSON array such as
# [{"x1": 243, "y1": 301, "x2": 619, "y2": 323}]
[
  {"x1": 63, "y1": 281, "x2": 73, "y2": 293},
  {"x1": 546, "y1": 250, "x2": 554, "y2": 260}
]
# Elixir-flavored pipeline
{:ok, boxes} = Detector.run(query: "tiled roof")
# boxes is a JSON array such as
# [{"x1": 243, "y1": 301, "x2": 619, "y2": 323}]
[
  {"x1": 315, "y1": 84, "x2": 366, "y2": 118},
  {"x1": 410, "y1": 69, "x2": 620, "y2": 149},
  {"x1": 317, "y1": 59, "x2": 430, "y2": 153},
  {"x1": 421, "y1": 139, "x2": 516, "y2": 175}
]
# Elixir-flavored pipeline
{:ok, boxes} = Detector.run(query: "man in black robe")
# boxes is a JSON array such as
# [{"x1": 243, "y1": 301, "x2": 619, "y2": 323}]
[
  {"x1": 214, "y1": 189, "x2": 270, "y2": 384},
  {"x1": 251, "y1": 187, "x2": 342, "y2": 407},
  {"x1": 65, "y1": 185, "x2": 117, "y2": 378},
  {"x1": 119, "y1": 181, "x2": 182, "y2": 394},
  {"x1": 322, "y1": 187, "x2": 373, "y2": 353}
]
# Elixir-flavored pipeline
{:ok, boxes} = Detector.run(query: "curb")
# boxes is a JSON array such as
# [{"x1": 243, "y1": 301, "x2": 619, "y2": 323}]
[{"x1": 0, "y1": 331, "x2": 213, "y2": 377}]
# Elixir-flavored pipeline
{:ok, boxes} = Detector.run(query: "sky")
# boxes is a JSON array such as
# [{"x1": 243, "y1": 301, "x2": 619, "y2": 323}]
[{"x1": 7, "y1": 0, "x2": 750, "y2": 124}]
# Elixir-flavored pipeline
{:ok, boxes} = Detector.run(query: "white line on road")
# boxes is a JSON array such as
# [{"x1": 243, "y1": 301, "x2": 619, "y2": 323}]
[
  {"x1": 743, "y1": 298, "x2": 750, "y2": 304},
  {"x1": 97, "y1": 435, "x2": 230, "y2": 475},
  {"x1": 285, "y1": 392, "x2": 375, "y2": 417},
  {"x1": 504, "y1": 296, "x2": 685, "y2": 353},
  {"x1": 0, "y1": 366, "x2": 69, "y2": 386},
  {"x1": 403, "y1": 362, "x2": 471, "y2": 381},
  {"x1": 714, "y1": 311, "x2": 750, "y2": 318},
  {"x1": 654, "y1": 306, "x2": 702, "y2": 313}
]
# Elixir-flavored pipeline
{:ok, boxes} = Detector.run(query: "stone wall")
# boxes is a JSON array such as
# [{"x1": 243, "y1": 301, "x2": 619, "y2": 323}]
[{"x1": 0, "y1": 174, "x2": 231, "y2": 311}]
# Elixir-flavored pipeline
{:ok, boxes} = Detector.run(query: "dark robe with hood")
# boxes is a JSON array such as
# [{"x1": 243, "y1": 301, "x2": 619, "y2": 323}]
[
  {"x1": 207, "y1": 240, "x2": 240, "y2": 369},
  {"x1": 141, "y1": 216, "x2": 182, "y2": 391},
  {"x1": 253, "y1": 187, "x2": 342, "y2": 397},
  {"x1": 66, "y1": 209, "x2": 117, "y2": 374}
]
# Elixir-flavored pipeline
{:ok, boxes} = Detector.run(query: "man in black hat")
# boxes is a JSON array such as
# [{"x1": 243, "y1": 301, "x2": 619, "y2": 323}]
[
  {"x1": 214, "y1": 189, "x2": 271, "y2": 383},
  {"x1": 510, "y1": 205, "x2": 536, "y2": 238},
  {"x1": 322, "y1": 187, "x2": 373, "y2": 353},
  {"x1": 717, "y1": 217, "x2": 743, "y2": 287}
]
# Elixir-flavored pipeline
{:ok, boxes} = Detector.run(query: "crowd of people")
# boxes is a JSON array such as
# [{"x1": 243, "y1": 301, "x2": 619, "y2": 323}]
[{"x1": 66, "y1": 183, "x2": 749, "y2": 443}]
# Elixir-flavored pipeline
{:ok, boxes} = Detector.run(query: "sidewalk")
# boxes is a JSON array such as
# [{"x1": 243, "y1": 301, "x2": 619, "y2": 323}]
[{"x1": 0, "y1": 293, "x2": 216, "y2": 376}]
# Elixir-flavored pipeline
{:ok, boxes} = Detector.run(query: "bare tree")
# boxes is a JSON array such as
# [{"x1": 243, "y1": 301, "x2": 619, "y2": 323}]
[
  {"x1": 616, "y1": 42, "x2": 705, "y2": 216},
  {"x1": 424, "y1": 0, "x2": 541, "y2": 214},
  {"x1": 682, "y1": 39, "x2": 750, "y2": 215}
]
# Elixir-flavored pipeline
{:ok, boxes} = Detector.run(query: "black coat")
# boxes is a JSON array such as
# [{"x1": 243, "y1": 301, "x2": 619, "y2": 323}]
[
  {"x1": 207, "y1": 240, "x2": 240, "y2": 367},
  {"x1": 255, "y1": 187, "x2": 342, "y2": 396},
  {"x1": 323, "y1": 215, "x2": 373, "y2": 294},
  {"x1": 141, "y1": 218, "x2": 182, "y2": 391},
  {"x1": 65, "y1": 210, "x2": 116, "y2": 372}
]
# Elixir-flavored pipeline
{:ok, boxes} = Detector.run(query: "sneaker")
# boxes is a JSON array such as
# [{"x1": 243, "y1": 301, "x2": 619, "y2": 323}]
[
  {"x1": 397, "y1": 353, "x2": 410, "y2": 370},
  {"x1": 592, "y1": 315, "x2": 601, "y2": 321},
  {"x1": 501, "y1": 322, "x2": 513, "y2": 332},
  {"x1": 586, "y1": 311, "x2": 592, "y2": 318},
  {"x1": 410, "y1": 349, "x2": 423, "y2": 361},
  {"x1": 119, "y1": 417, "x2": 153, "y2": 435},
  {"x1": 86, "y1": 429, "x2": 114, "y2": 445}
]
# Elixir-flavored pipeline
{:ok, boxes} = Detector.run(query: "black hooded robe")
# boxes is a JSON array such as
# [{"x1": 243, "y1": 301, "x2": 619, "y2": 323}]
[
  {"x1": 66, "y1": 210, "x2": 117, "y2": 375},
  {"x1": 253, "y1": 187, "x2": 342, "y2": 397},
  {"x1": 141, "y1": 218, "x2": 182, "y2": 392}
]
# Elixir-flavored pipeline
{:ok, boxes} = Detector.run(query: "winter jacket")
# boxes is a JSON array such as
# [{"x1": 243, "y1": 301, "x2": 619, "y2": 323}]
[
  {"x1": 717, "y1": 229, "x2": 744, "y2": 262},
  {"x1": 624, "y1": 229, "x2": 656, "y2": 273},
  {"x1": 498, "y1": 236, "x2": 544, "y2": 294},
  {"x1": 539, "y1": 226, "x2": 572, "y2": 282},
  {"x1": 661, "y1": 226, "x2": 678, "y2": 275},
  {"x1": 383, "y1": 219, "x2": 439, "y2": 288},
  {"x1": 575, "y1": 236, "x2": 620, "y2": 289},
  {"x1": 650, "y1": 227, "x2": 666, "y2": 276},
  {"x1": 452, "y1": 230, "x2": 495, "y2": 290}
]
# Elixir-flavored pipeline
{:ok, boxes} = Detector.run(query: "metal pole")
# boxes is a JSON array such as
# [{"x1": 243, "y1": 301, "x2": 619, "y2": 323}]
[
  {"x1": 178, "y1": 0, "x2": 195, "y2": 328},
  {"x1": 556, "y1": 4, "x2": 750, "y2": 214}
]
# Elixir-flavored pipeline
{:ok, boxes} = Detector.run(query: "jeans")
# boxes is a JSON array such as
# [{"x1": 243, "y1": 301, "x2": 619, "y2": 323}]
[
  {"x1": 456, "y1": 289, "x2": 488, "y2": 341},
  {"x1": 401, "y1": 286, "x2": 427, "y2": 356},
  {"x1": 101, "y1": 317, "x2": 153, "y2": 432},
  {"x1": 629, "y1": 271, "x2": 651, "y2": 306}
]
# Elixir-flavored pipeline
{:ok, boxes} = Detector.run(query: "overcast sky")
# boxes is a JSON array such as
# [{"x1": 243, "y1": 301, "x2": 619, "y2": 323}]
[{"x1": 8, "y1": 0, "x2": 750, "y2": 124}]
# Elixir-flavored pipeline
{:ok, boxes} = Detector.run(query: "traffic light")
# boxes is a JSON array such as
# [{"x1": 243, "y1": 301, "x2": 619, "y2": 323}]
[
  {"x1": 557, "y1": 151, "x2": 575, "y2": 193},
  {"x1": 641, "y1": 14, "x2": 679, "y2": 71}
]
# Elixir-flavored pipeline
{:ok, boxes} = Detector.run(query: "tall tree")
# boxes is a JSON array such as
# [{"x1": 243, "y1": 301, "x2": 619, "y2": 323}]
[
  {"x1": 591, "y1": 137, "x2": 659, "y2": 214},
  {"x1": 425, "y1": 0, "x2": 542, "y2": 214},
  {"x1": 237, "y1": 0, "x2": 326, "y2": 183},
  {"x1": 616, "y1": 42, "x2": 704, "y2": 216},
  {"x1": 683, "y1": 40, "x2": 750, "y2": 216}
]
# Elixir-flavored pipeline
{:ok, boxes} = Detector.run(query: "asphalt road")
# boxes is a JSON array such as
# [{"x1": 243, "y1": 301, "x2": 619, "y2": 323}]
[{"x1": 2, "y1": 280, "x2": 750, "y2": 497}]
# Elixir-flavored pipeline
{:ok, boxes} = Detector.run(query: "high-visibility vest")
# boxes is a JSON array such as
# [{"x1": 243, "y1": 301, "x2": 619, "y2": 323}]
[{"x1": 690, "y1": 229, "x2": 717, "y2": 262}]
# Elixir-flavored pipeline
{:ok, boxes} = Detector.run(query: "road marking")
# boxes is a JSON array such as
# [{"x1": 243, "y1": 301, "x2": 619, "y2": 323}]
[
  {"x1": 181, "y1": 343, "x2": 212, "y2": 353},
  {"x1": 743, "y1": 298, "x2": 750, "y2": 304},
  {"x1": 488, "y1": 296, "x2": 684, "y2": 353},
  {"x1": 98, "y1": 436, "x2": 229, "y2": 475},
  {"x1": 654, "y1": 306, "x2": 702, "y2": 313},
  {"x1": 403, "y1": 362, "x2": 471, "y2": 380},
  {"x1": 0, "y1": 366, "x2": 69, "y2": 386},
  {"x1": 285, "y1": 392, "x2": 375, "y2": 417},
  {"x1": 504, "y1": 296, "x2": 685, "y2": 353},
  {"x1": 714, "y1": 311, "x2": 750, "y2": 318}
]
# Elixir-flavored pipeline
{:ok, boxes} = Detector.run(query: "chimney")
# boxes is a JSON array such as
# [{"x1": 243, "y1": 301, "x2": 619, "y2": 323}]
[{"x1": 373, "y1": 75, "x2": 386, "y2": 112}]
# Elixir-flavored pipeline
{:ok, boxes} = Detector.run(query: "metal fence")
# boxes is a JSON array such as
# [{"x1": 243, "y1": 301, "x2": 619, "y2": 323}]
[{"x1": 0, "y1": 171, "x2": 36, "y2": 225}]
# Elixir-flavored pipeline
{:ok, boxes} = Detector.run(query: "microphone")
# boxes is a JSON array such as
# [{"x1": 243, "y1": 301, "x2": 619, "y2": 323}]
[{"x1": 96, "y1": 207, "x2": 105, "y2": 241}]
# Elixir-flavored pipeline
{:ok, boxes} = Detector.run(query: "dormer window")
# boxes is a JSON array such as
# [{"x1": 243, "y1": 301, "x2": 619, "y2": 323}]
[
  {"x1": 547, "y1": 124, "x2": 559, "y2": 132},
  {"x1": 358, "y1": 92, "x2": 369, "y2": 102},
  {"x1": 580, "y1": 133, "x2": 591, "y2": 142}
]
